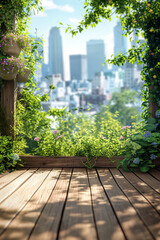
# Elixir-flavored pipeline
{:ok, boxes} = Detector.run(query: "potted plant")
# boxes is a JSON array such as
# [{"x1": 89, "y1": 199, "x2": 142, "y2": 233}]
[
  {"x1": 1, "y1": 33, "x2": 31, "y2": 57},
  {"x1": 17, "y1": 67, "x2": 31, "y2": 82},
  {"x1": 1, "y1": 33, "x2": 21, "y2": 57},
  {"x1": 0, "y1": 56, "x2": 25, "y2": 80},
  {"x1": 17, "y1": 34, "x2": 31, "y2": 52}
]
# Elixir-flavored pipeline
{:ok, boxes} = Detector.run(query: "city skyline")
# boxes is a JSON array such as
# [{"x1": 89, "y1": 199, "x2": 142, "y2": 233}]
[{"x1": 29, "y1": 0, "x2": 119, "y2": 79}]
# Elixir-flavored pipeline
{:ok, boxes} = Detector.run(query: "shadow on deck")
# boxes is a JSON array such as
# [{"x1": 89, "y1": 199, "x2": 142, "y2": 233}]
[{"x1": 0, "y1": 167, "x2": 160, "y2": 240}]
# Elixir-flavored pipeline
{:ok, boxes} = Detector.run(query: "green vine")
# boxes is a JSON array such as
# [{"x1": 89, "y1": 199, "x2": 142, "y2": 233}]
[{"x1": 0, "y1": 0, "x2": 43, "y2": 89}]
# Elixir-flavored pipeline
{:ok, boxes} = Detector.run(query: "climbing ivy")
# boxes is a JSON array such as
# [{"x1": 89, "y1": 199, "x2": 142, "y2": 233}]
[{"x1": 0, "y1": 0, "x2": 43, "y2": 89}]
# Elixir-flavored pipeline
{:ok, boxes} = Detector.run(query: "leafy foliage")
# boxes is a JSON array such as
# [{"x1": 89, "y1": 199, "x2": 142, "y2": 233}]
[
  {"x1": 107, "y1": 89, "x2": 141, "y2": 125},
  {"x1": 16, "y1": 88, "x2": 66, "y2": 154},
  {"x1": 0, "y1": 136, "x2": 23, "y2": 174},
  {"x1": 64, "y1": 0, "x2": 160, "y2": 119},
  {"x1": 118, "y1": 117, "x2": 160, "y2": 172},
  {"x1": 30, "y1": 109, "x2": 143, "y2": 169}
]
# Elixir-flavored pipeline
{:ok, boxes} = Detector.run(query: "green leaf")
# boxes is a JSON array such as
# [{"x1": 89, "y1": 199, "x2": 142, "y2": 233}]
[{"x1": 139, "y1": 166, "x2": 150, "y2": 173}]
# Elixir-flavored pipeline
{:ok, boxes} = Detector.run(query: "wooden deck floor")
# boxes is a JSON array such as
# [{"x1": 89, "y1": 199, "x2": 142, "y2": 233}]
[{"x1": 0, "y1": 168, "x2": 160, "y2": 240}]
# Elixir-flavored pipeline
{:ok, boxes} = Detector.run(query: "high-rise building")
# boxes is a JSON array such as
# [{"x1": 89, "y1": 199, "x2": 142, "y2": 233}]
[
  {"x1": 92, "y1": 72, "x2": 106, "y2": 94},
  {"x1": 48, "y1": 27, "x2": 64, "y2": 80},
  {"x1": 113, "y1": 21, "x2": 127, "y2": 69},
  {"x1": 124, "y1": 61, "x2": 142, "y2": 90},
  {"x1": 86, "y1": 40, "x2": 106, "y2": 80},
  {"x1": 70, "y1": 54, "x2": 87, "y2": 81}
]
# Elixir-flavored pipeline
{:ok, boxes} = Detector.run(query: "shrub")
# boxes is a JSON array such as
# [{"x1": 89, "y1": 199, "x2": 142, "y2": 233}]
[{"x1": 0, "y1": 136, "x2": 23, "y2": 174}]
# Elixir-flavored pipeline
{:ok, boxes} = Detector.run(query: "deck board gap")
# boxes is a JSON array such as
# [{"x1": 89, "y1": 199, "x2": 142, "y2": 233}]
[
  {"x1": 133, "y1": 171, "x2": 160, "y2": 195},
  {"x1": 0, "y1": 168, "x2": 38, "y2": 204},
  {"x1": 0, "y1": 168, "x2": 52, "y2": 236},
  {"x1": 87, "y1": 169, "x2": 100, "y2": 240},
  {"x1": 27, "y1": 168, "x2": 63, "y2": 240},
  {"x1": 119, "y1": 169, "x2": 160, "y2": 215},
  {"x1": 96, "y1": 168, "x2": 127, "y2": 240},
  {"x1": 110, "y1": 169, "x2": 156, "y2": 239},
  {"x1": 0, "y1": 169, "x2": 28, "y2": 190},
  {"x1": 149, "y1": 169, "x2": 160, "y2": 182},
  {"x1": 55, "y1": 168, "x2": 73, "y2": 240}
]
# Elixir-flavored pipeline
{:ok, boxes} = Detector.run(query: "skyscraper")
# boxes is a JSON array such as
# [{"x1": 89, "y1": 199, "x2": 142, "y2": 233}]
[
  {"x1": 70, "y1": 54, "x2": 87, "y2": 81},
  {"x1": 48, "y1": 27, "x2": 64, "y2": 80},
  {"x1": 114, "y1": 21, "x2": 127, "y2": 68},
  {"x1": 86, "y1": 40, "x2": 106, "y2": 80}
]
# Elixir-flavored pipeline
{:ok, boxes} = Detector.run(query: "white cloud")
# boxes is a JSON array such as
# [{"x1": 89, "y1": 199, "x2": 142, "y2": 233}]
[
  {"x1": 41, "y1": 0, "x2": 74, "y2": 13},
  {"x1": 60, "y1": 5, "x2": 74, "y2": 13},
  {"x1": 69, "y1": 18, "x2": 80, "y2": 24}
]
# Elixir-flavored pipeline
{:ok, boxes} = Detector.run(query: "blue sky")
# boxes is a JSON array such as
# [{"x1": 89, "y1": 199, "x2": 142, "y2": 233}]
[{"x1": 29, "y1": 0, "x2": 118, "y2": 79}]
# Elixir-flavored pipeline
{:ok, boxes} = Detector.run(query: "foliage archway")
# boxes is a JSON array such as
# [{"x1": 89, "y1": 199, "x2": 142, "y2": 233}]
[{"x1": 65, "y1": 0, "x2": 160, "y2": 119}]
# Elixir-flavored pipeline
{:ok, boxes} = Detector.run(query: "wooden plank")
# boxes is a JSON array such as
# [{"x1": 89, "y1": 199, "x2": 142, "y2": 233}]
[
  {"x1": 135, "y1": 172, "x2": 160, "y2": 194},
  {"x1": 110, "y1": 168, "x2": 160, "y2": 239},
  {"x1": 121, "y1": 170, "x2": 160, "y2": 214},
  {"x1": 88, "y1": 169, "x2": 125, "y2": 240},
  {"x1": 58, "y1": 168, "x2": 97, "y2": 240},
  {"x1": 149, "y1": 169, "x2": 160, "y2": 181},
  {"x1": 0, "y1": 168, "x2": 37, "y2": 204},
  {"x1": 29, "y1": 168, "x2": 72, "y2": 240},
  {"x1": 0, "y1": 169, "x2": 61, "y2": 240},
  {"x1": 97, "y1": 169, "x2": 152, "y2": 240},
  {"x1": 0, "y1": 172, "x2": 9, "y2": 178},
  {"x1": 0, "y1": 169, "x2": 27, "y2": 190},
  {"x1": 21, "y1": 156, "x2": 119, "y2": 168},
  {"x1": 0, "y1": 168, "x2": 51, "y2": 235}
]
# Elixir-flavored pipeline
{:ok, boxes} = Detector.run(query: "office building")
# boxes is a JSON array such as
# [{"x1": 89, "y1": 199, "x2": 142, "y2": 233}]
[
  {"x1": 87, "y1": 40, "x2": 106, "y2": 80},
  {"x1": 113, "y1": 21, "x2": 127, "y2": 69},
  {"x1": 70, "y1": 54, "x2": 87, "y2": 81},
  {"x1": 48, "y1": 27, "x2": 64, "y2": 80},
  {"x1": 124, "y1": 61, "x2": 142, "y2": 90}
]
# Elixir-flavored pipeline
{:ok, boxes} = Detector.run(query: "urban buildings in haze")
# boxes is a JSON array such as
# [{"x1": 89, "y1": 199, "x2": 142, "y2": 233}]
[
  {"x1": 48, "y1": 27, "x2": 64, "y2": 80},
  {"x1": 70, "y1": 54, "x2": 87, "y2": 81},
  {"x1": 86, "y1": 39, "x2": 107, "y2": 80},
  {"x1": 33, "y1": 23, "x2": 144, "y2": 113},
  {"x1": 124, "y1": 61, "x2": 142, "y2": 90},
  {"x1": 113, "y1": 21, "x2": 127, "y2": 69}
]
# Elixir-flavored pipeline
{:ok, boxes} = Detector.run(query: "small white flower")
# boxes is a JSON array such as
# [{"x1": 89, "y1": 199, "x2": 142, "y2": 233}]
[{"x1": 12, "y1": 153, "x2": 19, "y2": 161}]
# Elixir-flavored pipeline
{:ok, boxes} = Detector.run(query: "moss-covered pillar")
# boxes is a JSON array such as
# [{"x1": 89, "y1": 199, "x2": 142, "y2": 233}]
[{"x1": 0, "y1": 13, "x2": 17, "y2": 138}]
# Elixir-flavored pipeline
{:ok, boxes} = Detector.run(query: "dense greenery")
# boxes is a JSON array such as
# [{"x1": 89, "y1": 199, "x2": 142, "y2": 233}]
[
  {"x1": 20, "y1": 109, "x2": 142, "y2": 169},
  {"x1": 0, "y1": 0, "x2": 160, "y2": 173},
  {"x1": 0, "y1": 0, "x2": 65, "y2": 173},
  {"x1": 16, "y1": 88, "x2": 65, "y2": 154},
  {"x1": 108, "y1": 89, "x2": 141, "y2": 125},
  {"x1": 118, "y1": 117, "x2": 160, "y2": 172},
  {"x1": 0, "y1": 136, "x2": 23, "y2": 173},
  {"x1": 65, "y1": 0, "x2": 160, "y2": 119}
]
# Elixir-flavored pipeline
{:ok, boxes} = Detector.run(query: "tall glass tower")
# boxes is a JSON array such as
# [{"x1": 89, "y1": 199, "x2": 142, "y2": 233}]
[
  {"x1": 70, "y1": 54, "x2": 87, "y2": 81},
  {"x1": 114, "y1": 21, "x2": 127, "y2": 57},
  {"x1": 86, "y1": 40, "x2": 106, "y2": 81},
  {"x1": 48, "y1": 27, "x2": 64, "y2": 80}
]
